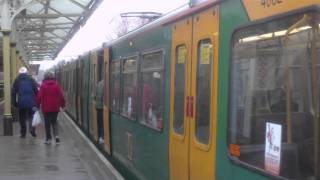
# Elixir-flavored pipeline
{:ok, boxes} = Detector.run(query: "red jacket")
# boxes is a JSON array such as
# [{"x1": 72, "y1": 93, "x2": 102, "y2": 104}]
[{"x1": 36, "y1": 78, "x2": 65, "y2": 113}]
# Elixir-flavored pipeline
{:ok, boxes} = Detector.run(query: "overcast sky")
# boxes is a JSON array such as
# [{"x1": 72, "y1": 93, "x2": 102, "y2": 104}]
[{"x1": 39, "y1": 0, "x2": 189, "y2": 70}]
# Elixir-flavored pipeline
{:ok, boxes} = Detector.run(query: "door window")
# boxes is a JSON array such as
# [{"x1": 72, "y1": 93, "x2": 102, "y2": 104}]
[
  {"x1": 195, "y1": 39, "x2": 213, "y2": 144},
  {"x1": 173, "y1": 45, "x2": 187, "y2": 135}
]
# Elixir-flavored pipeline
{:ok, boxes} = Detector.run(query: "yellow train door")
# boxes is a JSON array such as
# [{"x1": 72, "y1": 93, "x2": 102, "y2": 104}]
[
  {"x1": 91, "y1": 52, "x2": 98, "y2": 141},
  {"x1": 169, "y1": 6, "x2": 219, "y2": 180},
  {"x1": 103, "y1": 47, "x2": 111, "y2": 154}
]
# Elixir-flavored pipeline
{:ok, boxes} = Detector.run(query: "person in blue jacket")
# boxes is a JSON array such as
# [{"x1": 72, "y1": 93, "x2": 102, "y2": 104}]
[{"x1": 11, "y1": 67, "x2": 38, "y2": 138}]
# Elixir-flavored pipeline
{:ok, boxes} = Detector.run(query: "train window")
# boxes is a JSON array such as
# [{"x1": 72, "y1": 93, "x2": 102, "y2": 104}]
[
  {"x1": 173, "y1": 45, "x2": 187, "y2": 135},
  {"x1": 121, "y1": 56, "x2": 138, "y2": 120},
  {"x1": 229, "y1": 12, "x2": 320, "y2": 179},
  {"x1": 195, "y1": 39, "x2": 212, "y2": 144},
  {"x1": 110, "y1": 60, "x2": 121, "y2": 112},
  {"x1": 139, "y1": 50, "x2": 164, "y2": 130}
]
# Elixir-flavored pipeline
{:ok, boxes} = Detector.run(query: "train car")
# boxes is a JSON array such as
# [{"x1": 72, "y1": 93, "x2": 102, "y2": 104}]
[{"x1": 58, "y1": 0, "x2": 320, "y2": 180}]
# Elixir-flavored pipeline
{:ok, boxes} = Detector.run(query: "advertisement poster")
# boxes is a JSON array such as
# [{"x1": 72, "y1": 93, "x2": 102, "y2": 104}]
[{"x1": 265, "y1": 122, "x2": 282, "y2": 175}]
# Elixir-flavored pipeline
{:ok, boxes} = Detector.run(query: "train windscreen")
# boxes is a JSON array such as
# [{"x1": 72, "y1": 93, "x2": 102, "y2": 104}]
[{"x1": 229, "y1": 12, "x2": 320, "y2": 179}]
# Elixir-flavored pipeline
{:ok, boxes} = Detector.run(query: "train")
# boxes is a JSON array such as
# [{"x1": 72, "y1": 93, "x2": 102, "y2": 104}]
[{"x1": 55, "y1": 0, "x2": 320, "y2": 179}]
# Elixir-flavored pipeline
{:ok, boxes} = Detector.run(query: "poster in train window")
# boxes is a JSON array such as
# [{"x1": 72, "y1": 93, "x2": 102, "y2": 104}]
[
  {"x1": 177, "y1": 45, "x2": 186, "y2": 64},
  {"x1": 265, "y1": 122, "x2": 282, "y2": 175}
]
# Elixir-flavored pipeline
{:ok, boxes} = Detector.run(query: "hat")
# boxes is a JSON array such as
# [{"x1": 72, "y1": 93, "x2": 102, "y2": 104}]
[
  {"x1": 44, "y1": 71, "x2": 55, "y2": 79},
  {"x1": 19, "y1": 67, "x2": 27, "y2": 74}
]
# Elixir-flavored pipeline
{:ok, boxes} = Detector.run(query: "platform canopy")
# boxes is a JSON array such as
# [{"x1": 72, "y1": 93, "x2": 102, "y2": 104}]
[{"x1": 2, "y1": 0, "x2": 102, "y2": 62}]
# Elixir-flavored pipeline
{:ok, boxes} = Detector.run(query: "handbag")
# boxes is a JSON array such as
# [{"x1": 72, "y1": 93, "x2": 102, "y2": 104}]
[{"x1": 32, "y1": 111, "x2": 42, "y2": 127}]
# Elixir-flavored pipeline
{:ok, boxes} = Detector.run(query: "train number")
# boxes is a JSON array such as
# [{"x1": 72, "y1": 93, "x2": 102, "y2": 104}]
[{"x1": 260, "y1": 0, "x2": 283, "y2": 8}]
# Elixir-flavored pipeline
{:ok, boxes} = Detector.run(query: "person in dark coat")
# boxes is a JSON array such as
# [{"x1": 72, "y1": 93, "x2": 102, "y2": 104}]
[
  {"x1": 12, "y1": 67, "x2": 38, "y2": 138},
  {"x1": 36, "y1": 71, "x2": 65, "y2": 144}
]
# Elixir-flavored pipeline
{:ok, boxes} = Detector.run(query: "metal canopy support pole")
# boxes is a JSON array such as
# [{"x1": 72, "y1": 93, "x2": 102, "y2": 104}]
[
  {"x1": 2, "y1": 30, "x2": 13, "y2": 136},
  {"x1": 1, "y1": 0, "x2": 13, "y2": 136},
  {"x1": 10, "y1": 43, "x2": 17, "y2": 82},
  {"x1": 16, "y1": 51, "x2": 20, "y2": 74}
]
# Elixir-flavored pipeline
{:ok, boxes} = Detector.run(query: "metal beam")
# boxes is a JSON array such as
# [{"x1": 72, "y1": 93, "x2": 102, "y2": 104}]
[
  {"x1": 69, "y1": 0, "x2": 86, "y2": 9},
  {"x1": 18, "y1": 14, "x2": 82, "y2": 19},
  {"x1": 19, "y1": 27, "x2": 71, "y2": 31},
  {"x1": 35, "y1": 0, "x2": 76, "y2": 22}
]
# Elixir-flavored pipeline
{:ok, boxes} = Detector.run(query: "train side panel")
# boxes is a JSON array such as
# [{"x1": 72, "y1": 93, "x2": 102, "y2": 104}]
[{"x1": 109, "y1": 27, "x2": 171, "y2": 180}]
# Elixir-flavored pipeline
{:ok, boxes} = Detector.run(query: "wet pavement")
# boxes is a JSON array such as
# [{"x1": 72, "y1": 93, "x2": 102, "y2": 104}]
[{"x1": 0, "y1": 108, "x2": 122, "y2": 180}]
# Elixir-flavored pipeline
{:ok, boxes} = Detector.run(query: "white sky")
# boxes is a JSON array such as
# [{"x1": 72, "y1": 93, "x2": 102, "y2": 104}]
[{"x1": 38, "y1": 0, "x2": 189, "y2": 70}]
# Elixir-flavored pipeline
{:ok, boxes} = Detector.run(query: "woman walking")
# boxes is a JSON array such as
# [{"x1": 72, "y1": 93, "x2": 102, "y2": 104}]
[{"x1": 36, "y1": 71, "x2": 65, "y2": 144}]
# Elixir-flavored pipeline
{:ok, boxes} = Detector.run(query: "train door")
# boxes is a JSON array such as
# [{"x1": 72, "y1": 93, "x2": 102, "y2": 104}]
[
  {"x1": 103, "y1": 47, "x2": 111, "y2": 154},
  {"x1": 169, "y1": 6, "x2": 219, "y2": 180},
  {"x1": 91, "y1": 51, "x2": 98, "y2": 141},
  {"x1": 82, "y1": 55, "x2": 90, "y2": 134}
]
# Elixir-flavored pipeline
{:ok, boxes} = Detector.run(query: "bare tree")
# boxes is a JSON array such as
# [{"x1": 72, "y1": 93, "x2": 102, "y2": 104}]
[{"x1": 109, "y1": 12, "x2": 162, "y2": 38}]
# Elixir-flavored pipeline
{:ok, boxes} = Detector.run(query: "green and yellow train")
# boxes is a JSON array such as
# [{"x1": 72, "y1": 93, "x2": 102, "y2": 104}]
[{"x1": 56, "y1": 0, "x2": 320, "y2": 179}]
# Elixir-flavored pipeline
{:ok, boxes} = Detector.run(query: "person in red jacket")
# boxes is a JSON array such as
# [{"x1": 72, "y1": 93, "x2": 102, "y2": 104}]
[{"x1": 36, "y1": 71, "x2": 65, "y2": 144}]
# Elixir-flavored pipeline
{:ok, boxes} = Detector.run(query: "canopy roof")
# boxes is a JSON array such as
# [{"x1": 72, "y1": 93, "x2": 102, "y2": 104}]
[{"x1": 10, "y1": 0, "x2": 102, "y2": 62}]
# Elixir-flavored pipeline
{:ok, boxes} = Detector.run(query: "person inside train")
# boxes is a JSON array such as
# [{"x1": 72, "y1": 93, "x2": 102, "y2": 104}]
[
  {"x1": 36, "y1": 71, "x2": 65, "y2": 145},
  {"x1": 94, "y1": 80, "x2": 104, "y2": 144},
  {"x1": 270, "y1": 87, "x2": 298, "y2": 113},
  {"x1": 11, "y1": 67, "x2": 38, "y2": 138}
]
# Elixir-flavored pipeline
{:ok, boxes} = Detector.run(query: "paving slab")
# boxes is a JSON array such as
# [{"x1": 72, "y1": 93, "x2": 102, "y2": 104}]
[{"x1": 0, "y1": 111, "x2": 122, "y2": 180}]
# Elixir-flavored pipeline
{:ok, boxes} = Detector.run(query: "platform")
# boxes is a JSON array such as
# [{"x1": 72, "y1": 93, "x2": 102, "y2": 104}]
[{"x1": 0, "y1": 104, "x2": 123, "y2": 180}]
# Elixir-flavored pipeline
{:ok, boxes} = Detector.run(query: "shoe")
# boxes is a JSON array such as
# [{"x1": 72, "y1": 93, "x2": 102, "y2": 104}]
[
  {"x1": 44, "y1": 139, "x2": 51, "y2": 145},
  {"x1": 98, "y1": 137, "x2": 104, "y2": 144},
  {"x1": 20, "y1": 135, "x2": 26, "y2": 139},
  {"x1": 30, "y1": 131, "x2": 37, "y2": 137},
  {"x1": 55, "y1": 136, "x2": 60, "y2": 144}
]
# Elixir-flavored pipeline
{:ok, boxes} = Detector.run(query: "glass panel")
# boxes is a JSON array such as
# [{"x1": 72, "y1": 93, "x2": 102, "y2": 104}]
[
  {"x1": 121, "y1": 57, "x2": 138, "y2": 119},
  {"x1": 141, "y1": 51, "x2": 163, "y2": 70},
  {"x1": 110, "y1": 60, "x2": 121, "y2": 112},
  {"x1": 173, "y1": 45, "x2": 187, "y2": 135},
  {"x1": 229, "y1": 12, "x2": 320, "y2": 179},
  {"x1": 140, "y1": 51, "x2": 164, "y2": 130},
  {"x1": 195, "y1": 39, "x2": 213, "y2": 144}
]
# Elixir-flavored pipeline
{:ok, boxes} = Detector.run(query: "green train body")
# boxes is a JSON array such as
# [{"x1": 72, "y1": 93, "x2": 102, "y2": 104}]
[{"x1": 56, "y1": 0, "x2": 320, "y2": 179}]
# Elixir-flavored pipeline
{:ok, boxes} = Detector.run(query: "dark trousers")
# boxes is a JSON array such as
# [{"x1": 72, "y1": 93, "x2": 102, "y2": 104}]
[
  {"x1": 19, "y1": 108, "x2": 35, "y2": 136},
  {"x1": 43, "y1": 112, "x2": 59, "y2": 140},
  {"x1": 97, "y1": 109, "x2": 104, "y2": 138}
]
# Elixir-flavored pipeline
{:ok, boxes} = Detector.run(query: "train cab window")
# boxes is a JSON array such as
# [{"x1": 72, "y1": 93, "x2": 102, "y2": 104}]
[
  {"x1": 173, "y1": 45, "x2": 187, "y2": 135},
  {"x1": 121, "y1": 56, "x2": 138, "y2": 120},
  {"x1": 229, "y1": 12, "x2": 320, "y2": 179},
  {"x1": 110, "y1": 60, "x2": 121, "y2": 112},
  {"x1": 139, "y1": 50, "x2": 164, "y2": 130},
  {"x1": 196, "y1": 39, "x2": 213, "y2": 144}
]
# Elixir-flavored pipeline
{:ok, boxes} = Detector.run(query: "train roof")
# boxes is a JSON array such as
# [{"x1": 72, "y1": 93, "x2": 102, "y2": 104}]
[
  {"x1": 103, "y1": 0, "x2": 221, "y2": 47},
  {"x1": 72, "y1": 0, "x2": 221, "y2": 57}
]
